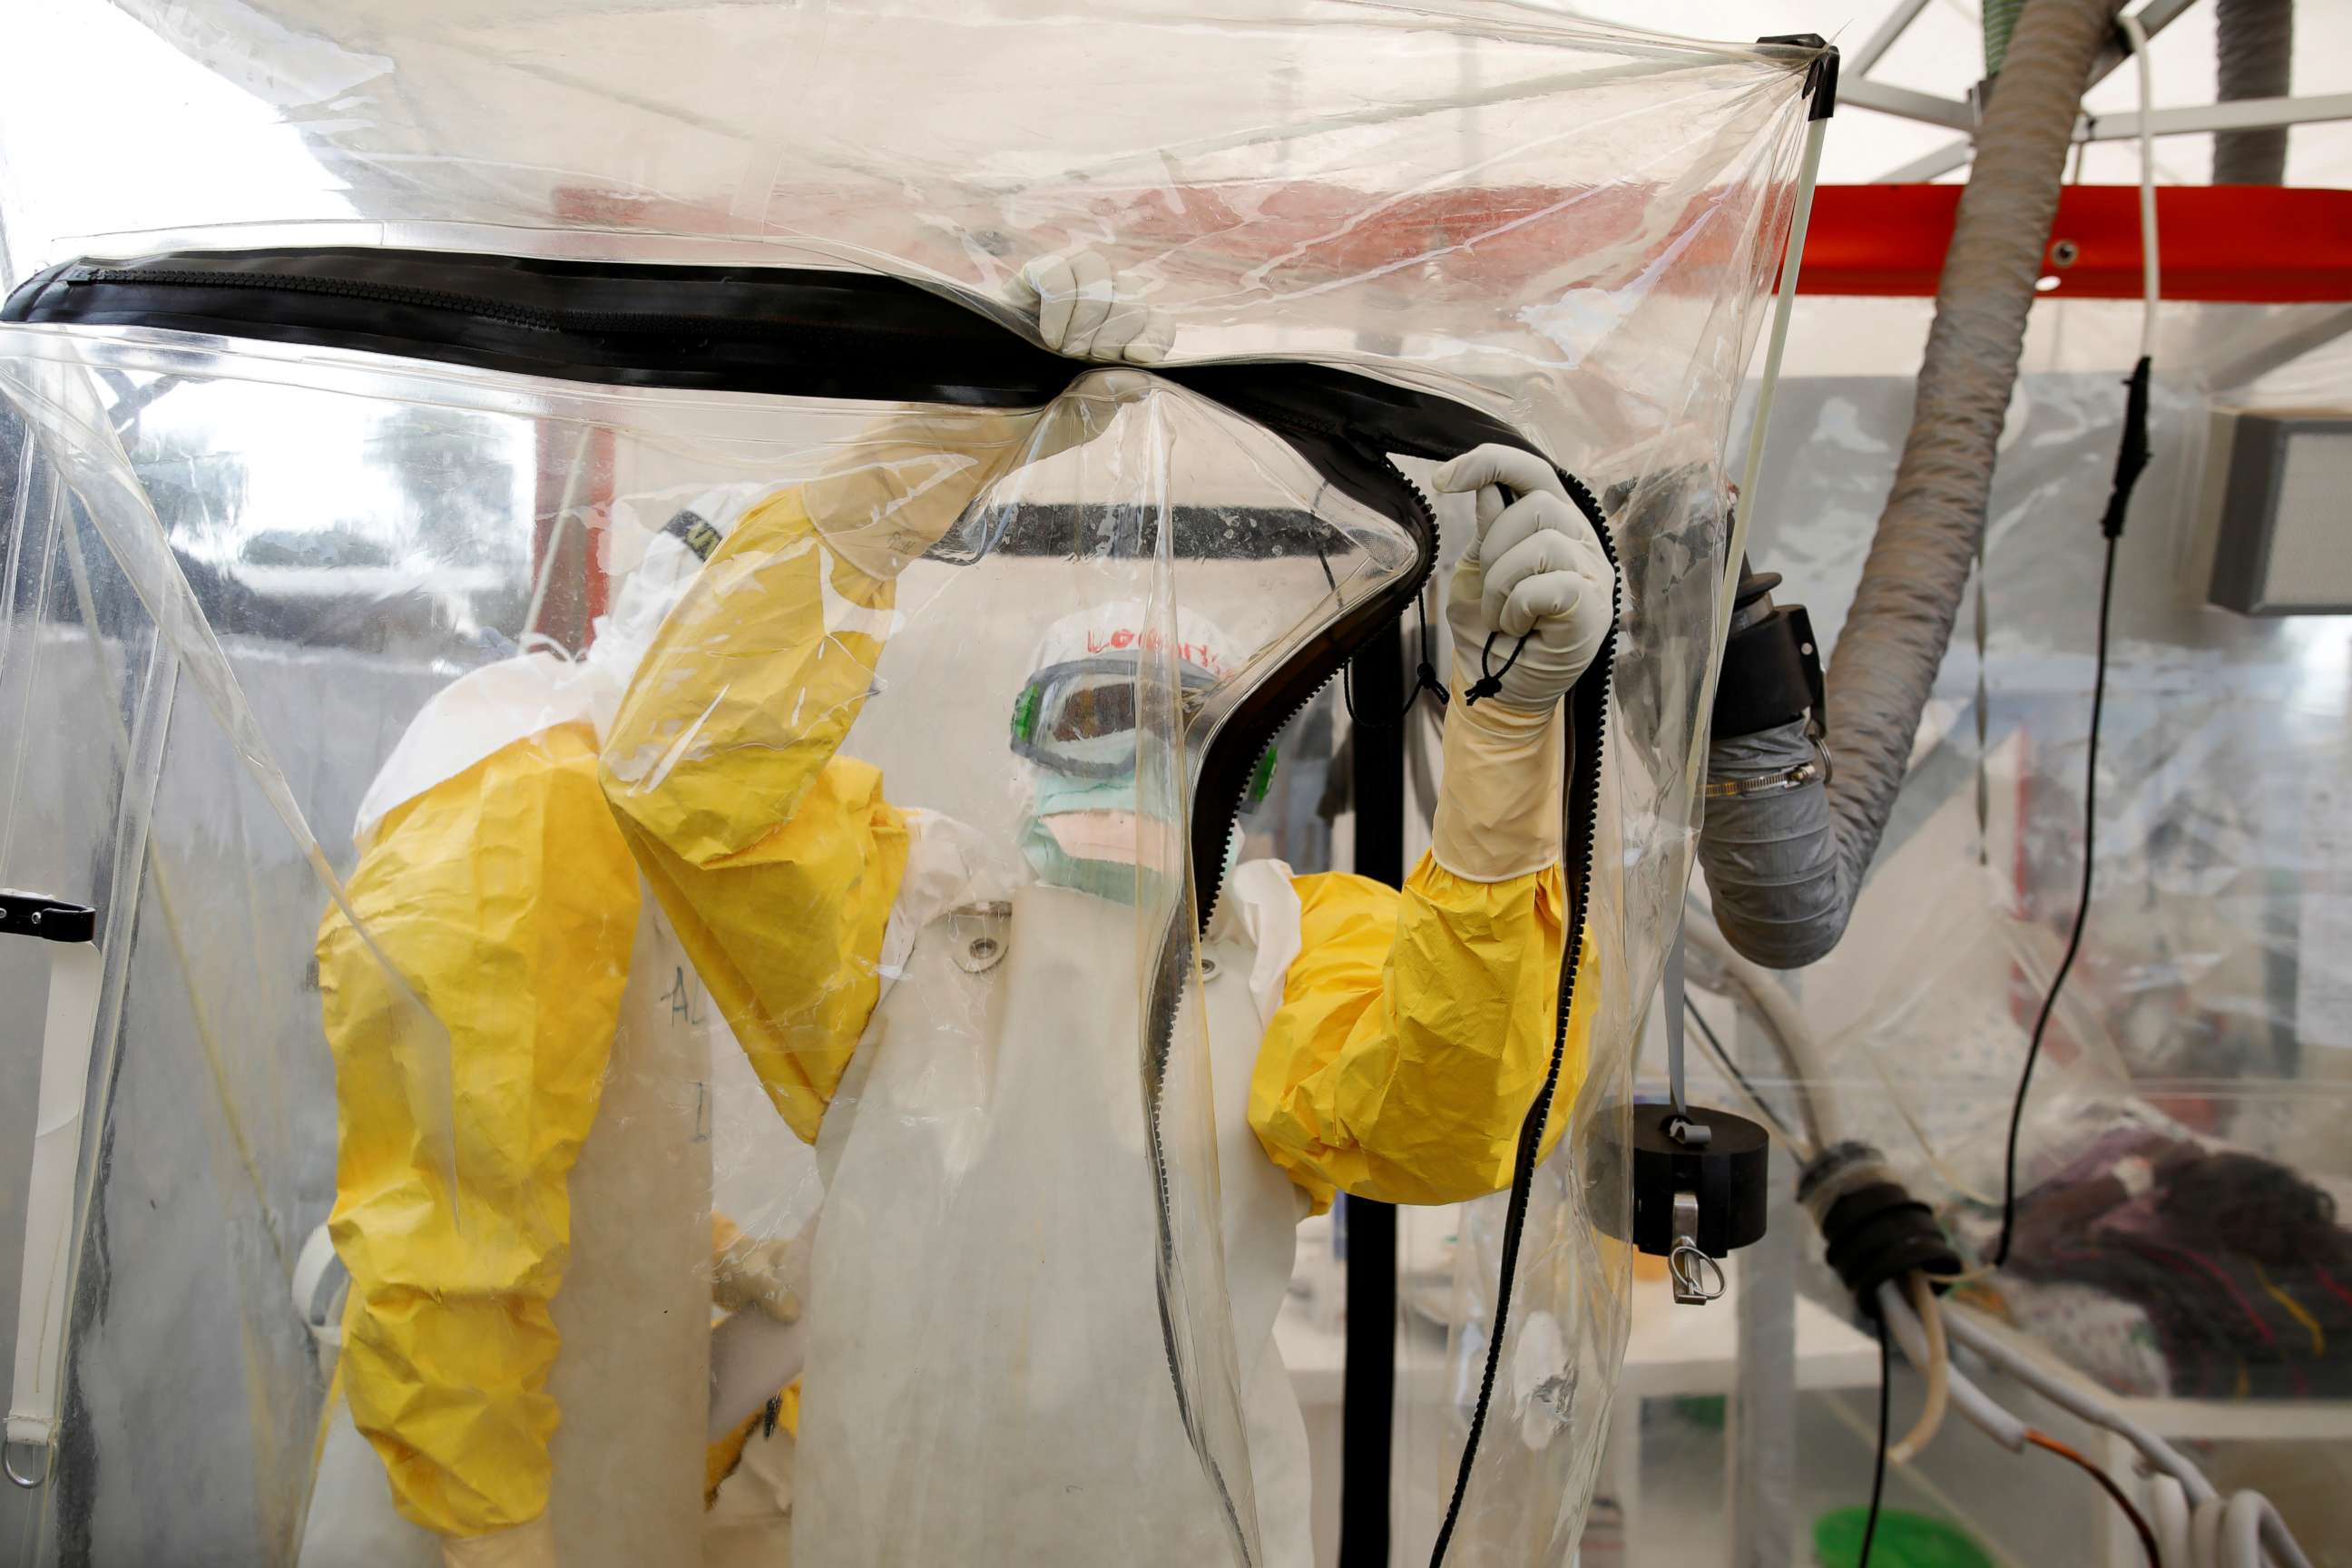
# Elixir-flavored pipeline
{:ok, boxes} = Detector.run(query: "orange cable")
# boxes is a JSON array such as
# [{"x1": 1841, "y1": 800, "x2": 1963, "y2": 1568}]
[{"x1": 2027, "y1": 1430, "x2": 2160, "y2": 1568}]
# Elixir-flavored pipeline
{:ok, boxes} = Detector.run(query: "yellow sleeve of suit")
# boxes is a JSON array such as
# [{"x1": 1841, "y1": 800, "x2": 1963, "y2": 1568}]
[
  {"x1": 317, "y1": 722, "x2": 641, "y2": 1538},
  {"x1": 1249, "y1": 854, "x2": 1594, "y2": 1211},
  {"x1": 599, "y1": 487, "x2": 908, "y2": 1143}
]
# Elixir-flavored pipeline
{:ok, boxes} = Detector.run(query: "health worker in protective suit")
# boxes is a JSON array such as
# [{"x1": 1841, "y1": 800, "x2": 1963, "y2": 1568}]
[
  {"x1": 302, "y1": 260, "x2": 1200, "y2": 1568},
  {"x1": 593, "y1": 254, "x2": 1615, "y2": 1565},
  {"x1": 302, "y1": 494, "x2": 814, "y2": 1568}
]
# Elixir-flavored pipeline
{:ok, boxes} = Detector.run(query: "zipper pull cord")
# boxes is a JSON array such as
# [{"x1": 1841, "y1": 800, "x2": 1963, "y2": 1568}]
[
  {"x1": 1343, "y1": 587, "x2": 1450, "y2": 728},
  {"x1": 1462, "y1": 628, "x2": 1533, "y2": 708}
]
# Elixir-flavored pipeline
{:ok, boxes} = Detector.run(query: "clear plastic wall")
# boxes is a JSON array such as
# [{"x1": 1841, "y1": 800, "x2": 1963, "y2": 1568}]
[
  {"x1": 1653, "y1": 294, "x2": 2352, "y2": 1563},
  {"x1": 0, "y1": 5, "x2": 1819, "y2": 1564}
]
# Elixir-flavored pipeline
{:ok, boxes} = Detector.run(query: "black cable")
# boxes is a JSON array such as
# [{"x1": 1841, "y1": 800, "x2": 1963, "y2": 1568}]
[
  {"x1": 1342, "y1": 587, "x2": 1449, "y2": 728},
  {"x1": 1858, "y1": 1314, "x2": 1892, "y2": 1567},
  {"x1": 1992, "y1": 354, "x2": 2149, "y2": 1269},
  {"x1": 1992, "y1": 532, "x2": 2117, "y2": 1267},
  {"x1": 1684, "y1": 1001, "x2": 1799, "y2": 1150},
  {"x1": 1426, "y1": 710, "x2": 1585, "y2": 1567}
]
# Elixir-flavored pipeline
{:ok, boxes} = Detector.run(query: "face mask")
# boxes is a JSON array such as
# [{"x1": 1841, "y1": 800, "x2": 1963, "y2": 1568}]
[{"x1": 1018, "y1": 771, "x2": 1240, "y2": 906}]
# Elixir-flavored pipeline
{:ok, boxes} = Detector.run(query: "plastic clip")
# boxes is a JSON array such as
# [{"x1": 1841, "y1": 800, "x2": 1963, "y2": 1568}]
[{"x1": 0, "y1": 892, "x2": 97, "y2": 946}]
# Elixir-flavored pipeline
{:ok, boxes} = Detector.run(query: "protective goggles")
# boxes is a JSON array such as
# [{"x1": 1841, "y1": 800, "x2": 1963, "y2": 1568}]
[{"x1": 1010, "y1": 655, "x2": 1276, "y2": 803}]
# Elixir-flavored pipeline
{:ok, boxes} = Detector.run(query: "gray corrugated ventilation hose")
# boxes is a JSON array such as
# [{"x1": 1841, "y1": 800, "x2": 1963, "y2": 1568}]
[
  {"x1": 1696, "y1": 0, "x2": 2131, "y2": 969},
  {"x1": 2215, "y1": 0, "x2": 2294, "y2": 185}
]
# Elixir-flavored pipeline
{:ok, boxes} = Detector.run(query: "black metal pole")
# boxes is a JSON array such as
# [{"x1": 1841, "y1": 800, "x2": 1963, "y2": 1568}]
[{"x1": 1339, "y1": 618, "x2": 1405, "y2": 1568}]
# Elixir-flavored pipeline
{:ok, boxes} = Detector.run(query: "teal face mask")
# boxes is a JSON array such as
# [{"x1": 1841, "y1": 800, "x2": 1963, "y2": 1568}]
[{"x1": 1018, "y1": 770, "x2": 1244, "y2": 906}]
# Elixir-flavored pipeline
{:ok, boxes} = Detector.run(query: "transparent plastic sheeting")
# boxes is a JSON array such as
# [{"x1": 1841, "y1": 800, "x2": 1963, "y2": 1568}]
[
  {"x1": 0, "y1": 0, "x2": 1810, "y2": 446},
  {"x1": 0, "y1": 10, "x2": 1816, "y2": 1567},
  {"x1": 1720, "y1": 298, "x2": 2352, "y2": 1415}
]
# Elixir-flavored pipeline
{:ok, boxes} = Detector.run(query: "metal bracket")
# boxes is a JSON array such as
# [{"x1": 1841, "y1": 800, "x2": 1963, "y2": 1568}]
[
  {"x1": 1669, "y1": 1191, "x2": 1729, "y2": 1306},
  {"x1": 948, "y1": 902, "x2": 1011, "y2": 975},
  {"x1": 0, "y1": 891, "x2": 97, "y2": 946}
]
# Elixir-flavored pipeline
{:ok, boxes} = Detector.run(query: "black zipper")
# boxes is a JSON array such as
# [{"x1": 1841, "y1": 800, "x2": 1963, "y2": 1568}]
[
  {"x1": 9, "y1": 248, "x2": 1613, "y2": 1566},
  {"x1": 1132, "y1": 382, "x2": 1613, "y2": 1568},
  {"x1": 7, "y1": 249, "x2": 1077, "y2": 407},
  {"x1": 1128, "y1": 417, "x2": 1445, "y2": 1568},
  {"x1": 1424, "y1": 487, "x2": 1615, "y2": 1568},
  {"x1": 61, "y1": 263, "x2": 956, "y2": 344}
]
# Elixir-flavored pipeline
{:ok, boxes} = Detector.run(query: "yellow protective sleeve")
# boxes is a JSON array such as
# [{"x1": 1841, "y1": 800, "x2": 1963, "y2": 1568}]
[
  {"x1": 1248, "y1": 852, "x2": 1597, "y2": 1211},
  {"x1": 600, "y1": 487, "x2": 908, "y2": 1143},
  {"x1": 318, "y1": 723, "x2": 642, "y2": 1538}
]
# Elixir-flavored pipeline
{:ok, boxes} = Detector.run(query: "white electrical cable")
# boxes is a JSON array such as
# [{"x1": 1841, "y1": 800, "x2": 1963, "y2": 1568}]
[
  {"x1": 2198, "y1": 1495, "x2": 2228, "y2": 1568},
  {"x1": 1682, "y1": 914, "x2": 1846, "y2": 1147},
  {"x1": 2152, "y1": 1475, "x2": 2195, "y2": 1568},
  {"x1": 1887, "y1": 1271, "x2": 1951, "y2": 1463},
  {"x1": 2116, "y1": 11, "x2": 2161, "y2": 360},
  {"x1": 1875, "y1": 1283, "x2": 2027, "y2": 1453},
  {"x1": 2223, "y1": 1492, "x2": 2271, "y2": 1568},
  {"x1": 1942, "y1": 1308, "x2": 2315, "y2": 1568}
]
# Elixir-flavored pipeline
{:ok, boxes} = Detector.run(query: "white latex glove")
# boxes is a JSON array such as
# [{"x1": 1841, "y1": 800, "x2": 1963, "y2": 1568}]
[
  {"x1": 1432, "y1": 443, "x2": 1613, "y2": 714},
  {"x1": 711, "y1": 1215, "x2": 808, "y2": 1325},
  {"x1": 805, "y1": 252, "x2": 1163, "y2": 578},
  {"x1": 1009, "y1": 250, "x2": 1173, "y2": 364}
]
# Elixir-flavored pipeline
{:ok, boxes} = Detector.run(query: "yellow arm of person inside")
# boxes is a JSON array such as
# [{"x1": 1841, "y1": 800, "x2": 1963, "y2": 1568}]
[
  {"x1": 1250, "y1": 701, "x2": 1594, "y2": 1210},
  {"x1": 595, "y1": 263, "x2": 1154, "y2": 1137},
  {"x1": 318, "y1": 722, "x2": 640, "y2": 1544},
  {"x1": 597, "y1": 407, "x2": 1058, "y2": 1142}
]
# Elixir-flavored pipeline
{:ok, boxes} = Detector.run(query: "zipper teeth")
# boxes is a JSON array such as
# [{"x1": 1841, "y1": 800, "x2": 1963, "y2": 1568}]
[
  {"x1": 66, "y1": 265, "x2": 970, "y2": 344},
  {"x1": 1195, "y1": 456, "x2": 1440, "y2": 932},
  {"x1": 1138, "y1": 434, "x2": 1444, "y2": 1568},
  {"x1": 1429, "y1": 478, "x2": 1616, "y2": 1568}
]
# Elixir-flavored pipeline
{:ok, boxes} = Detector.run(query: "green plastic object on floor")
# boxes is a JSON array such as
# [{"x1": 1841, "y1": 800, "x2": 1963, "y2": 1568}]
[{"x1": 1813, "y1": 1509, "x2": 1994, "y2": 1568}]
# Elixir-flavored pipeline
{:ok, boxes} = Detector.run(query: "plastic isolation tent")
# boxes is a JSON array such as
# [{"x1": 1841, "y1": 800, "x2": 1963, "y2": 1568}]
[{"x1": 0, "y1": 6, "x2": 1826, "y2": 1564}]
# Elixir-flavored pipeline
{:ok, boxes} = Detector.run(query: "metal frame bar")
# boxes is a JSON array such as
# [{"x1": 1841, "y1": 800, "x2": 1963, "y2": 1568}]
[
  {"x1": 2086, "y1": 0, "x2": 2205, "y2": 83},
  {"x1": 1877, "y1": 140, "x2": 1976, "y2": 183},
  {"x1": 1848, "y1": 0, "x2": 1935, "y2": 75},
  {"x1": 1869, "y1": 0, "x2": 2204, "y2": 181},
  {"x1": 2204, "y1": 301, "x2": 2352, "y2": 388},
  {"x1": 2080, "y1": 92, "x2": 2352, "y2": 141},
  {"x1": 1842, "y1": 78, "x2": 1976, "y2": 131}
]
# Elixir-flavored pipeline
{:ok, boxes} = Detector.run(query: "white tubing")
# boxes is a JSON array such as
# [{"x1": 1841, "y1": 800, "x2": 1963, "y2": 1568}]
[
  {"x1": 1685, "y1": 915, "x2": 1846, "y2": 1146},
  {"x1": 1944, "y1": 1308, "x2": 2314, "y2": 1568},
  {"x1": 2197, "y1": 1495, "x2": 2228, "y2": 1568},
  {"x1": 1876, "y1": 1283, "x2": 2027, "y2": 1453},
  {"x1": 1945, "y1": 1308, "x2": 2206, "y2": 1494},
  {"x1": 1887, "y1": 1271, "x2": 1951, "y2": 1463},
  {"x1": 2153, "y1": 1475, "x2": 2195, "y2": 1568},
  {"x1": 2116, "y1": 10, "x2": 2161, "y2": 360},
  {"x1": 2223, "y1": 1492, "x2": 2269, "y2": 1568}
]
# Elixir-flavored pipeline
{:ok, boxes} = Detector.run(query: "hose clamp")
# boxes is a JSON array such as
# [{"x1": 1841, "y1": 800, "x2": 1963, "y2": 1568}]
[{"x1": 1702, "y1": 736, "x2": 1833, "y2": 799}]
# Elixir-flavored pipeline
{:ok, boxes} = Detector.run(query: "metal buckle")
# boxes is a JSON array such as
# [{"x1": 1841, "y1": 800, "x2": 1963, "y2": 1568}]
[{"x1": 1668, "y1": 1191, "x2": 1728, "y2": 1306}]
